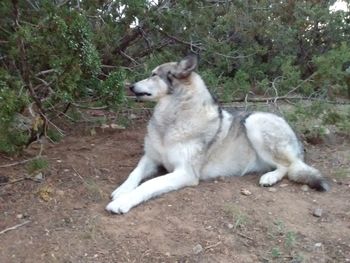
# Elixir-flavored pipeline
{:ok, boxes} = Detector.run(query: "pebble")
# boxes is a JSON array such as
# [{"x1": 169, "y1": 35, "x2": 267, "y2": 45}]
[
  {"x1": 193, "y1": 244, "x2": 203, "y2": 254},
  {"x1": 240, "y1": 188, "x2": 252, "y2": 196},
  {"x1": 279, "y1": 183, "x2": 288, "y2": 188},
  {"x1": 267, "y1": 187, "x2": 277, "y2": 192},
  {"x1": 34, "y1": 172, "x2": 43, "y2": 181},
  {"x1": 227, "y1": 223, "x2": 234, "y2": 229},
  {"x1": 301, "y1": 185, "x2": 309, "y2": 192},
  {"x1": 16, "y1": 214, "x2": 23, "y2": 219},
  {"x1": 314, "y1": 242, "x2": 322, "y2": 248},
  {"x1": 313, "y1": 208, "x2": 323, "y2": 217}
]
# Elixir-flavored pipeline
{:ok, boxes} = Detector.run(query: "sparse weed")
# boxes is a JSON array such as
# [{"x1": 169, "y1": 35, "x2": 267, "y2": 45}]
[
  {"x1": 26, "y1": 158, "x2": 49, "y2": 174},
  {"x1": 83, "y1": 178, "x2": 103, "y2": 202},
  {"x1": 266, "y1": 220, "x2": 300, "y2": 261},
  {"x1": 223, "y1": 204, "x2": 249, "y2": 230},
  {"x1": 284, "y1": 102, "x2": 350, "y2": 141},
  {"x1": 285, "y1": 231, "x2": 297, "y2": 248},
  {"x1": 47, "y1": 129, "x2": 63, "y2": 143},
  {"x1": 271, "y1": 246, "x2": 281, "y2": 259},
  {"x1": 334, "y1": 168, "x2": 350, "y2": 179}
]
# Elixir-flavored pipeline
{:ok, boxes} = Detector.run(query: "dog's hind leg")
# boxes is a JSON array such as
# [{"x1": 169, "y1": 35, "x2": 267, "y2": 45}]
[
  {"x1": 244, "y1": 112, "x2": 329, "y2": 191},
  {"x1": 244, "y1": 113, "x2": 300, "y2": 187},
  {"x1": 111, "y1": 155, "x2": 159, "y2": 200},
  {"x1": 106, "y1": 168, "x2": 199, "y2": 214}
]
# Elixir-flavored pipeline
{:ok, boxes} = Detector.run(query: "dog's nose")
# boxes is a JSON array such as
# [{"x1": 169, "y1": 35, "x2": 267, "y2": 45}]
[{"x1": 129, "y1": 85, "x2": 135, "y2": 93}]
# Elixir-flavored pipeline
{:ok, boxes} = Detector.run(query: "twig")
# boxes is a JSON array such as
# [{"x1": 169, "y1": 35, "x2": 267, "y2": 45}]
[
  {"x1": 119, "y1": 50, "x2": 140, "y2": 65},
  {"x1": 0, "y1": 220, "x2": 31, "y2": 235},
  {"x1": 71, "y1": 103, "x2": 108, "y2": 110},
  {"x1": 285, "y1": 72, "x2": 317, "y2": 97},
  {"x1": 236, "y1": 232, "x2": 254, "y2": 241},
  {"x1": 0, "y1": 177, "x2": 30, "y2": 186},
  {"x1": 72, "y1": 167, "x2": 84, "y2": 182},
  {"x1": 204, "y1": 241, "x2": 222, "y2": 250},
  {"x1": 220, "y1": 96, "x2": 350, "y2": 105},
  {"x1": 35, "y1": 69, "x2": 56, "y2": 77},
  {"x1": 0, "y1": 158, "x2": 35, "y2": 168}
]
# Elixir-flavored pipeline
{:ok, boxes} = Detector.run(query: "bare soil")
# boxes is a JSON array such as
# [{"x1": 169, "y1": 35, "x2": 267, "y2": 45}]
[{"x1": 0, "y1": 120, "x2": 349, "y2": 263}]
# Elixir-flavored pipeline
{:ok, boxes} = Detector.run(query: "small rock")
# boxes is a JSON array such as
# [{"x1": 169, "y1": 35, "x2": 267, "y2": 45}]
[
  {"x1": 34, "y1": 172, "x2": 43, "y2": 181},
  {"x1": 227, "y1": 223, "x2": 234, "y2": 229},
  {"x1": 16, "y1": 214, "x2": 23, "y2": 219},
  {"x1": 314, "y1": 242, "x2": 322, "y2": 248},
  {"x1": 301, "y1": 185, "x2": 309, "y2": 192},
  {"x1": 313, "y1": 208, "x2": 323, "y2": 217},
  {"x1": 241, "y1": 188, "x2": 252, "y2": 196},
  {"x1": 280, "y1": 183, "x2": 288, "y2": 188},
  {"x1": 193, "y1": 244, "x2": 203, "y2": 254},
  {"x1": 267, "y1": 187, "x2": 277, "y2": 192},
  {"x1": 129, "y1": 113, "x2": 138, "y2": 120},
  {"x1": 323, "y1": 128, "x2": 336, "y2": 145},
  {"x1": 110, "y1": 123, "x2": 126, "y2": 129}
]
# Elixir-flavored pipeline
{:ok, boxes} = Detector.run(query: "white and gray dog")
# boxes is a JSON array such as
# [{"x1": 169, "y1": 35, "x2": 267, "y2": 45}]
[{"x1": 106, "y1": 55, "x2": 329, "y2": 214}]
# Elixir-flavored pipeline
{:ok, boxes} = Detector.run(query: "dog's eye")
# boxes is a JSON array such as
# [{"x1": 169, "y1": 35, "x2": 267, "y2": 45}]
[{"x1": 151, "y1": 73, "x2": 157, "y2": 77}]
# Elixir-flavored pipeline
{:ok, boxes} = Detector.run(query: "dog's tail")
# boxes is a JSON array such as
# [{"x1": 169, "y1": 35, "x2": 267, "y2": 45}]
[{"x1": 288, "y1": 160, "x2": 330, "y2": 191}]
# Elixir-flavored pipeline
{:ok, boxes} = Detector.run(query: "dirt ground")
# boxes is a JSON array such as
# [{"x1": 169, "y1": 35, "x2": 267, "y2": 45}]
[{"x1": 0, "y1": 119, "x2": 349, "y2": 263}]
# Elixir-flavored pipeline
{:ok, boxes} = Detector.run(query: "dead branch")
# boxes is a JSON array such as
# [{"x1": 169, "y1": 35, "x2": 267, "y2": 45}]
[
  {"x1": 72, "y1": 103, "x2": 108, "y2": 110},
  {"x1": 0, "y1": 177, "x2": 27, "y2": 186},
  {"x1": 220, "y1": 96, "x2": 350, "y2": 105},
  {"x1": 0, "y1": 221, "x2": 31, "y2": 235},
  {"x1": 204, "y1": 241, "x2": 222, "y2": 250},
  {"x1": 285, "y1": 72, "x2": 317, "y2": 97},
  {"x1": 236, "y1": 232, "x2": 254, "y2": 241},
  {"x1": 157, "y1": 28, "x2": 256, "y2": 59},
  {"x1": 112, "y1": 26, "x2": 145, "y2": 55},
  {"x1": 119, "y1": 50, "x2": 140, "y2": 65},
  {"x1": 0, "y1": 158, "x2": 35, "y2": 168}
]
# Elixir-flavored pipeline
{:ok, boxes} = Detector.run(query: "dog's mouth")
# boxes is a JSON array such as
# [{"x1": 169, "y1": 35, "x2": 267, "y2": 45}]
[{"x1": 134, "y1": 92, "x2": 152, "y2": 97}]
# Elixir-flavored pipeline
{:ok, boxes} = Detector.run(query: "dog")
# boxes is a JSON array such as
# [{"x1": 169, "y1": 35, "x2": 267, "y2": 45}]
[{"x1": 106, "y1": 55, "x2": 329, "y2": 214}]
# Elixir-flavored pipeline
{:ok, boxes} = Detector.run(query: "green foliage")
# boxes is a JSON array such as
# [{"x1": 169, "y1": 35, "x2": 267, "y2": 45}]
[
  {"x1": 284, "y1": 102, "x2": 350, "y2": 140},
  {"x1": 313, "y1": 42, "x2": 350, "y2": 98},
  {"x1": 0, "y1": 0, "x2": 349, "y2": 153},
  {"x1": 26, "y1": 158, "x2": 49, "y2": 175},
  {"x1": 47, "y1": 129, "x2": 63, "y2": 143},
  {"x1": 0, "y1": 70, "x2": 30, "y2": 154},
  {"x1": 98, "y1": 70, "x2": 127, "y2": 108}
]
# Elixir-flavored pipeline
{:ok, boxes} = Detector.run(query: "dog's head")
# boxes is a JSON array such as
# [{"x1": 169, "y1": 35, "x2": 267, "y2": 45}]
[{"x1": 129, "y1": 55, "x2": 198, "y2": 101}]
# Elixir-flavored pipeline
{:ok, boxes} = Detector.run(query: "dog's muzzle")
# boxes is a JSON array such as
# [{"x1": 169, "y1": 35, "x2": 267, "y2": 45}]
[{"x1": 129, "y1": 85, "x2": 151, "y2": 97}]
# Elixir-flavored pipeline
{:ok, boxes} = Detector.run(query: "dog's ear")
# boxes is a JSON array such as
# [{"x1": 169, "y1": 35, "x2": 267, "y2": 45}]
[{"x1": 173, "y1": 54, "x2": 198, "y2": 79}]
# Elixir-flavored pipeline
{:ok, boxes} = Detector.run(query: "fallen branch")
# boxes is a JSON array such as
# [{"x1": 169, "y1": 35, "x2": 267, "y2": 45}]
[
  {"x1": 204, "y1": 241, "x2": 222, "y2": 250},
  {"x1": 71, "y1": 103, "x2": 108, "y2": 110},
  {"x1": 236, "y1": 232, "x2": 254, "y2": 241},
  {"x1": 0, "y1": 144, "x2": 44, "y2": 168},
  {"x1": 220, "y1": 96, "x2": 350, "y2": 105},
  {"x1": 0, "y1": 158, "x2": 35, "y2": 168},
  {"x1": 0, "y1": 220, "x2": 31, "y2": 235},
  {"x1": 0, "y1": 176, "x2": 33, "y2": 186}
]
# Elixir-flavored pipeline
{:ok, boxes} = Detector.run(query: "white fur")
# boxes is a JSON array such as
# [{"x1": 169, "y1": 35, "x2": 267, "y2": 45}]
[{"x1": 106, "y1": 56, "x2": 326, "y2": 214}]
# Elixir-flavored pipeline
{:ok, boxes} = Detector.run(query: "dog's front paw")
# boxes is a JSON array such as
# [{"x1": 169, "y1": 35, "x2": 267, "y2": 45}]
[
  {"x1": 259, "y1": 173, "x2": 276, "y2": 187},
  {"x1": 106, "y1": 194, "x2": 134, "y2": 214},
  {"x1": 110, "y1": 183, "x2": 136, "y2": 200}
]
